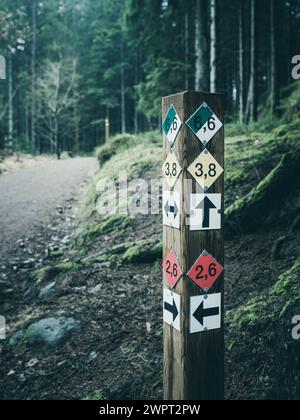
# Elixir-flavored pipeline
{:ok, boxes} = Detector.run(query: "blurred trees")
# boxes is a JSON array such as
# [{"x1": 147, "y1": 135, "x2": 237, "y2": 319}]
[{"x1": 0, "y1": 0, "x2": 300, "y2": 154}]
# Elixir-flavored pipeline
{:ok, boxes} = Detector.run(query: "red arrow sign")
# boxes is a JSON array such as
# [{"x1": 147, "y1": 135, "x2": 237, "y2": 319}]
[
  {"x1": 188, "y1": 251, "x2": 223, "y2": 291},
  {"x1": 163, "y1": 251, "x2": 183, "y2": 288}
]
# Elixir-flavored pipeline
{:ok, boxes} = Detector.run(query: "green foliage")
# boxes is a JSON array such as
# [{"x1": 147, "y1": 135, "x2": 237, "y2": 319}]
[
  {"x1": 121, "y1": 240, "x2": 162, "y2": 264},
  {"x1": 137, "y1": 58, "x2": 186, "y2": 121}
]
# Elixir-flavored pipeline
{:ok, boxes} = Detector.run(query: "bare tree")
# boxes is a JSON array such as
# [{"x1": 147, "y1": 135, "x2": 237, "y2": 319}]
[{"x1": 36, "y1": 59, "x2": 78, "y2": 159}]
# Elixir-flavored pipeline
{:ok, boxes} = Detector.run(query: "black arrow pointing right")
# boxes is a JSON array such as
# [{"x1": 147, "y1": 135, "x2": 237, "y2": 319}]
[
  {"x1": 193, "y1": 300, "x2": 219, "y2": 326},
  {"x1": 164, "y1": 298, "x2": 179, "y2": 322}
]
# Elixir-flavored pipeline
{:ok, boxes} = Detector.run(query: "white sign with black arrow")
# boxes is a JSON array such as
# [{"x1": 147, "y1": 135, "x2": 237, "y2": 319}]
[
  {"x1": 190, "y1": 193, "x2": 222, "y2": 231},
  {"x1": 163, "y1": 190, "x2": 180, "y2": 230},
  {"x1": 190, "y1": 293, "x2": 221, "y2": 333},
  {"x1": 163, "y1": 289, "x2": 181, "y2": 332}
]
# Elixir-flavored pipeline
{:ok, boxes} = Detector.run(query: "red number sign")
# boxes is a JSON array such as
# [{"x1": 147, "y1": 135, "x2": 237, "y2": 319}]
[
  {"x1": 163, "y1": 251, "x2": 183, "y2": 288},
  {"x1": 188, "y1": 251, "x2": 223, "y2": 291}
]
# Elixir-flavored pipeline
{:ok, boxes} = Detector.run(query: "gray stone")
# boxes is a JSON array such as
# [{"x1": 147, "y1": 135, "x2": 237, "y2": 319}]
[
  {"x1": 39, "y1": 281, "x2": 56, "y2": 298},
  {"x1": 23, "y1": 317, "x2": 80, "y2": 348}
]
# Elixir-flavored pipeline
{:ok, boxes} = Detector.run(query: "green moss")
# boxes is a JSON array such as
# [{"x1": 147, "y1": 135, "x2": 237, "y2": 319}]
[
  {"x1": 122, "y1": 240, "x2": 162, "y2": 264},
  {"x1": 83, "y1": 390, "x2": 106, "y2": 401},
  {"x1": 227, "y1": 258, "x2": 300, "y2": 399},
  {"x1": 225, "y1": 145, "x2": 300, "y2": 233},
  {"x1": 75, "y1": 215, "x2": 133, "y2": 250},
  {"x1": 96, "y1": 131, "x2": 160, "y2": 166},
  {"x1": 33, "y1": 260, "x2": 86, "y2": 284},
  {"x1": 56, "y1": 261, "x2": 80, "y2": 272},
  {"x1": 50, "y1": 250, "x2": 64, "y2": 258},
  {"x1": 92, "y1": 214, "x2": 132, "y2": 236},
  {"x1": 228, "y1": 258, "x2": 300, "y2": 331},
  {"x1": 96, "y1": 133, "x2": 138, "y2": 165},
  {"x1": 33, "y1": 266, "x2": 61, "y2": 283}
]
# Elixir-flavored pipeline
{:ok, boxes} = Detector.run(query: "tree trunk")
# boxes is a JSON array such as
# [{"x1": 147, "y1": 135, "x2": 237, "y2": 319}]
[
  {"x1": 54, "y1": 115, "x2": 60, "y2": 160},
  {"x1": 195, "y1": 0, "x2": 209, "y2": 91},
  {"x1": 185, "y1": 11, "x2": 189, "y2": 91},
  {"x1": 210, "y1": 0, "x2": 217, "y2": 93},
  {"x1": 120, "y1": 39, "x2": 126, "y2": 134},
  {"x1": 270, "y1": 0, "x2": 279, "y2": 115},
  {"x1": 239, "y1": 0, "x2": 244, "y2": 125},
  {"x1": 134, "y1": 56, "x2": 139, "y2": 134},
  {"x1": 8, "y1": 53, "x2": 13, "y2": 150},
  {"x1": 31, "y1": 0, "x2": 37, "y2": 154},
  {"x1": 249, "y1": 0, "x2": 257, "y2": 122},
  {"x1": 73, "y1": 61, "x2": 79, "y2": 154}
]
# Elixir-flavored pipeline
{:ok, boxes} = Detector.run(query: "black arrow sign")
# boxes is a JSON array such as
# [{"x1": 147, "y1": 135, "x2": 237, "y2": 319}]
[
  {"x1": 196, "y1": 196, "x2": 216, "y2": 228},
  {"x1": 164, "y1": 200, "x2": 178, "y2": 219},
  {"x1": 193, "y1": 300, "x2": 219, "y2": 326},
  {"x1": 164, "y1": 298, "x2": 179, "y2": 322}
]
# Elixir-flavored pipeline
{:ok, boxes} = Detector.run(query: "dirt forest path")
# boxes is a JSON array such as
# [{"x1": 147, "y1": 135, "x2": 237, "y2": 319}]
[{"x1": 0, "y1": 157, "x2": 98, "y2": 263}]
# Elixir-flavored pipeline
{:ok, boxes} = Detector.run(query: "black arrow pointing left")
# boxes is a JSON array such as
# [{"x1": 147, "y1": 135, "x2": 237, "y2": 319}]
[
  {"x1": 164, "y1": 298, "x2": 179, "y2": 322},
  {"x1": 193, "y1": 300, "x2": 219, "y2": 326}
]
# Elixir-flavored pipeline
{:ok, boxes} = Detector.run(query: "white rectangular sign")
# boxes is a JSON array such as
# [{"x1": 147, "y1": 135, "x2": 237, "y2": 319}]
[
  {"x1": 190, "y1": 293, "x2": 221, "y2": 333},
  {"x1": 190, "y1": 193, "x2": 222, "y2": 231},
  {"x1": 163, "y1": 289, "x2": 181, "y2": 332},
  {"x1": 163, "y1": 190, "x2": 181, "y2": 230}
]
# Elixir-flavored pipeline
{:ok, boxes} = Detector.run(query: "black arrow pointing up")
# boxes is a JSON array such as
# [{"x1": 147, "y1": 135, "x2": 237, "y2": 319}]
[
  {"x1": 164, "y1": 200, "x2": 178, "y2": 218},
  {"x1": 193, "y1": 300, "x2": 219, "y2": 326},
  {"x1": 196, "y1": 196, "x2": 216, "y2": 228},
  {"x1": 164, "y1": 298, "x2": 179, "y2": 322}
]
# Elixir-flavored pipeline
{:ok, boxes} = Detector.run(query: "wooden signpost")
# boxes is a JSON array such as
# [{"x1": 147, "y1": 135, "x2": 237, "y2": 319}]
[{"x1": 162, "y1": 91, "x2": 224, "y2": 400}]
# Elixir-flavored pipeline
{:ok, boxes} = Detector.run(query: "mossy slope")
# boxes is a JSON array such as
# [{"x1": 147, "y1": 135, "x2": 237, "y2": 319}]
[{"x1": 227, "y1": 258, "x2": 300, "y2": 400}]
